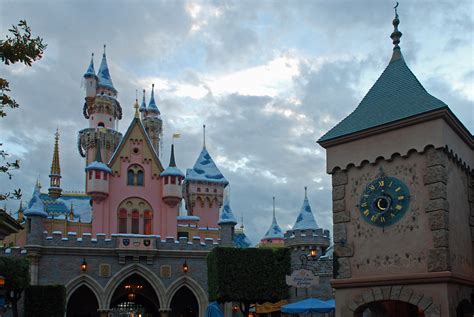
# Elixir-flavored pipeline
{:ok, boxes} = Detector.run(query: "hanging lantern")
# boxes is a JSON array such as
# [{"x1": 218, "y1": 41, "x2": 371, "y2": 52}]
[
  {"x1": 182, "y1": 260, "x2": 189, "y2": 273},
  {"x1": 80, "y1": 258, "x2": 88, "y2": 272}
]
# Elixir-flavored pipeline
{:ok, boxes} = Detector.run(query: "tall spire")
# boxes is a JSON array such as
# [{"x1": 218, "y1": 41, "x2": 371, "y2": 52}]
[
  {"x1": 169, "y1": 144, "x2": 177, "y2": 167},
  {"x1": 97, "y1": 44, "x2": 116, "y2": 92},
  {"x1": 272, "y1": 196, "x2": 276, "y2": 220},
  {"x1": 147, "y1": 84, "x2": 160, "y2": 114},
  {"x1": 203, "y1": 124, "x2": 206, "y2": 149},
  {"x1": 84, "y1": 53, "x2": 96, "y2": 78},
  {"x1": 49, "y1": 129, "x2": 62, "y2": 198},
  {"x1": 390, "y1": 2, "x2": 403, "y2": 62},
  {"x1": 139, "y1": 89, "x2": 147, "y2": 113}
]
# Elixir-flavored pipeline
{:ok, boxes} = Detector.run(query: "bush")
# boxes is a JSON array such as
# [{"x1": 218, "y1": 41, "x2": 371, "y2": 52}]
[{"x1": 24, "y1": 285, "x2": 65, "y2": 317}]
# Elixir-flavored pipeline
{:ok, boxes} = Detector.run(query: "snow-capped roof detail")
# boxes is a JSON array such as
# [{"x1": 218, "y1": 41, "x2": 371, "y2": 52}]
[
  {"x1": 218, "y1": 194, "x2": 237, "y2": 225},
  {"x1": 292, "y1": 188, "x2": 319, "y2": 230},
  {"x1": 147, "y1": 84, "x2": 160, "y2": 114},
  {"x1": 83, "y1": 53, "x2": 96, "y2": 78},
  {"x1": 85, "y1": 161, "x2": 112, "y2": 173},
  {"x1": 160, "y1": 144, "x2": 184, "y2": 177},
  {"x1": 185, "y1": 148, "x2": 228, "y2": 185},
  {"x1": 24, "y1": 185, "x2": 48, "y2": 218},
  {"x1": 139, "y1": 89, "x2": 147, "y2": 113},
  {"x1": 234, "y1": 231, "x2": 252, "y2": 248},
  {"x1": 176, "y1": 215, "x2": 200, "y2": 221},
  {"x1": 97, "y1": 47, "x2": 116, "y2": 92}
]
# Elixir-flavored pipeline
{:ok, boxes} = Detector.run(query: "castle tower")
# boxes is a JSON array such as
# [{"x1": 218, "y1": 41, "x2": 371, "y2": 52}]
[
  {"x1": 142, "y1": 84, "x2": 163, "y2": 155},
  {"x1": 318, "y1": 7, "x2": 474, "y2": 316},
  {"x1": 259, "y1": 197, "x2": 284, "y2": 247},
  {"x1": 24, "y1": 183, "x2": 48, "y2": 246},
  {"x1": 85, "y1": 139, "x2": 111, "y2": 201},
  {"x1": 160, "y1": 143, "x2": 184, "y2": 207},
  {"x1": 183, "y1": 125, "x2": 228, "y2": 228},
  {"x1": 218, "y1": 190, "x2": 237, "y2": 246},
  {"x1": 139, "y1": 89, "x2": 147, "y2": 119},
  {"x1": 48, "y1": 129, "x2": 62, "y2": 198},
  {"x1": 78, "y1": 46, "x2": 123, "y2": 170}
]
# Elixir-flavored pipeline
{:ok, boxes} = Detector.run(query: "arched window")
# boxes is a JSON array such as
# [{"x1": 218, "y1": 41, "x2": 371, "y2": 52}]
[
  {"x1": 98, "y1": 122, "x2": 105, "y2": 128},
  {"x1": 127, "y1": 165, "x2": 144, "y2": 186},
  {"x1": 131, "y1": 210, "x2": 139, "y2": 234},
  {"x1": 136, "y1": 170, "x2": 144, "y2": 186},
  {"x1": 127, "y1": 170, "x2": 135, "y2": 185},
  {"x1": 118, "y1": 209, "x2": 127, "y2": 233},
  {"x1": 144, "y1": 211, "x2": 152, "y2": 235}
]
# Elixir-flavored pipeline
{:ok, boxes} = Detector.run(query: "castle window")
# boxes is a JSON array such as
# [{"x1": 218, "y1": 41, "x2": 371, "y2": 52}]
[
  {"x1": 164, "y1": 176, "x2": 169, "y2": 185},
  {"x1": 98, "y1": 122, "x2": 105, "y2": 128},
  {"x1": 104, "y1": 173, "x2": 108, "y2": 180},
  {"x1": 95, "y1": 171, "x2": 101, "y2": 179},
  {"x1": 171, "y1": 176, "x2": 176, "y2": 185},
  {"x1": 136, "y1": 170, "x2": 144, "y2": 186},
  {"x1": 197, "y1": 187, "x2": 201, "y2": 192},
  {"x1": 205, "y1": 188, "x2": 209, "y2": 193},
  {"x1": 144, "y1": 210, "x2": 152, "y2": 235},
  {"x1": 118, "y1": 209, "x2": 127, "y2": 233},
  {"x1": 131, "y1": 210, "x2": 139, "y2": 234},
  {"x1": 127, "y1": 165, "x2": 144, "y2": 186},
  {"x1": 88, "y1": 171, "x2": 92, "y2": 180},
  {"x1": 214, "y1": 188, "x2": 217, "y2": 193}
]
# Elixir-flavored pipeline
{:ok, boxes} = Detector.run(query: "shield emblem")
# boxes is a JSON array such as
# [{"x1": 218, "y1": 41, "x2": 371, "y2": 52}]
[
  {"x1": 123, "y1": 238, "x2": 130, "y2": 246},
  {"x1": 144, "y1": 239, "x2": 151, "y2": 247}
]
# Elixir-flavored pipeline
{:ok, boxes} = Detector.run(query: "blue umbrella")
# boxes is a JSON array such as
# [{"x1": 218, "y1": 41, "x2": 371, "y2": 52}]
[{"x1": 281, "y1": 298, "x2": 335, "y2": 314}]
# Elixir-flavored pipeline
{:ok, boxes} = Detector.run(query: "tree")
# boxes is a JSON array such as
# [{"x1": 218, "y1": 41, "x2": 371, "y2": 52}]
[
  {"x1": 207, "y1": 247, "x2": 290, "y2": 317},
  {"x1": 0, "y1": 256, "x2": 30, "y2": 317},
  {"x1": 25, "y1": 285, "x2": 66, "y2": 317},
  {"x1": 0, "y1": 20, "x2": 46, "y2": 201}
]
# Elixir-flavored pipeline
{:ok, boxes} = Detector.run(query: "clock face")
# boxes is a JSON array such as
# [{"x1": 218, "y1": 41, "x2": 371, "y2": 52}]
[{"x1": 359, "y1": 176, "x2": 410, "y2": 227}]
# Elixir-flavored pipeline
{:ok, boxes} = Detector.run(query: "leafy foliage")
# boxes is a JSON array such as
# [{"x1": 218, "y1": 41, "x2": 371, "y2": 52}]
[
  {"x1": 0, "y1": 256, "x2": 30, "y2": 317},
  {"x1": 0, "y1": 20, "x2": 46, "y2": 201},
  {"x1": 24, "y1": 285, "x2": 66, "y2": 317},
  {"x1": 208, "y1": 247, "x2": 290, "y2": 316}
]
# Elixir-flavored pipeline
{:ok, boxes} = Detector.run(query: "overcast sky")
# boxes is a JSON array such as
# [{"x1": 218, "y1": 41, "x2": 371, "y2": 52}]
[{"x1": 1, "y1": 0, "x2": 472, "y2": 245}]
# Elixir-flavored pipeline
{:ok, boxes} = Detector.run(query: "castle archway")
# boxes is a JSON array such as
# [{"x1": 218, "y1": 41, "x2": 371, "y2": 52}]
[
  {"x1": 67, "y1": 285, "x2": 100, "y2": 317},
  {"x1": 109, "y1": 273, "x2": 160, "y2": 317},
  {"x1": 165, "y1": 276, "x2": 208, "y2": 317},
  {"x1": 169, "y1": 286, "x2": 199, "y2": 317},
  {"x1": 354, "y1": 300, "x2": 424, "y2": 317}
]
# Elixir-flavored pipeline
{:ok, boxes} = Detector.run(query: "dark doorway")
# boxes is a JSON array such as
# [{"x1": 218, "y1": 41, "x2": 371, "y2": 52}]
[
  {"x1": 457, "y1": 299, "x2": 474, "y2": 317},
  {"x1": 170, "y1": 286, "x2": 199, "y2": 317},
  {"x1": 109, "y1": 274, "x2": 160, "y2": 317},
  {"x1": 67, "y1": 285, "x2": 100, "y2": 317},
  {"x1": 354, "y1": 300, "x2": 424, "y2": 317}
]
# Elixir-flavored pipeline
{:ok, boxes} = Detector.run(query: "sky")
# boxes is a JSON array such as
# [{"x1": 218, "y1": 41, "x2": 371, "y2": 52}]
[{"x1": 0, "y1": 0, "x2": 473, "y2": 245}]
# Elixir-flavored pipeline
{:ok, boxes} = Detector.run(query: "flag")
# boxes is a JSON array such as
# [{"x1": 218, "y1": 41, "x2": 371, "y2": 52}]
[{"x1": 172, "y1": 133, "x2": 181, "y2": 139}]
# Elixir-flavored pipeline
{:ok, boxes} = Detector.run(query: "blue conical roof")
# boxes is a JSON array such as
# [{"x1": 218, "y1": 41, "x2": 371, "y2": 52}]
[
  {"x1": 292, "y1": 192, "x2": 319, "y2": 230},
  {"x1": 139, "y1": 89, "x2": 147, "y2": 113},
  {"x1": 148, "y1": 84, "x2": 160, "y2": 114},
  {"x1": 185, "y1": 147, "x2": 228, "y2": 185},
  {"x1": 218, "y1": 194, "x2": 237, "y2": 225},
  {"x1": 97, "y1": 48, "x2": 116, "y2": 92},
  {"x1": 160, "y1": 144, "x2": 184, "y2": 177},
  {"x1": 262, "y1": 215, "x2": 284, "y2": 240},
  {"x1": 24, "y1": 184, "x2": 48, "y2": 218},
  {"x1": 234, "y1": 231, "x2": 252, "y2": 248},
  {"x1": 85, "y1": 141, "x2": 112, "y2": 173},
  {"x1": 83, "y1": 53, "x2": 96, "y2": 78}
]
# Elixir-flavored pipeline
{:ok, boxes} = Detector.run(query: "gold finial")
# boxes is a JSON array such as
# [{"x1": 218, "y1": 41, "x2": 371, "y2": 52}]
[{"x1": 50, "y1": 128, "x2": 61, "y2": 177}]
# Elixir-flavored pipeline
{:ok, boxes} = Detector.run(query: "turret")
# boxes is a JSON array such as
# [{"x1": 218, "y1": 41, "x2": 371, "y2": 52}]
[
  {"x1": 160, "y1": 143, "x2": 184, "y2": 207},
  {"x1": 218, "y1": 191, "x2": 237, "y2": 246},
  {"x1": 259, "y1": 197, "x2": 285, "y2": 247},
  {"x1": 83, "y1": 53, "x2": 97, "y2": 98},
  {"x1": 142, "y1": 84, "x2": 163, "y2": 155},
  {"x1": 85, "y1": 140, "x2": 111, "y2": 201},
  {"x1": 79, "y1": 46, "x2": 123, "y2": 169},
  {"x1": 183, "y1": 125, "x2": 228, "y2": 228},
  {"x1": 139, "y1": 89, "x2": 147, "y2": 119},
  {"x1": 285, "y1": 187, "x2": 330, "y2": 256},
  {"x1": 48, "y1": 129, "x2": 62, "y2": 198},
  {"x1": 24, "y1": 183, "x2": 47, "y2": 245}
]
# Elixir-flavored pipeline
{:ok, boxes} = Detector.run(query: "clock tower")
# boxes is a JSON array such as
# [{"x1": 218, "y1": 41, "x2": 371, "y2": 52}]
[{"x1": 318, "y1": 8, "x2": 473, "y2": 317}]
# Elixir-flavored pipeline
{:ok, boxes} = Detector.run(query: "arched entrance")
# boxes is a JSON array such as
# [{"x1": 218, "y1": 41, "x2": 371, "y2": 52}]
[
  {"x1": 354, "y1": 300, "x2": 424, "y2": 317},
  {"x1": 170, "y1": 286, "x2": 199, "y2": 317},
  {"x1": 109, "y1": 273, "x2": 160, "y2": 317},
  {"x1": 67, "y1": 285, "x2": 100, "y2": 317}
]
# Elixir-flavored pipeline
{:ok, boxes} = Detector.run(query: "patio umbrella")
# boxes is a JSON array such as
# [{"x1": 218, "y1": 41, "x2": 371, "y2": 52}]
[
  {"x1": 206, "y1": 302, "x2": 224, "y2": 317},
  {"x1": 281, "y1": 298, "x2": 335, "y2": 314}
]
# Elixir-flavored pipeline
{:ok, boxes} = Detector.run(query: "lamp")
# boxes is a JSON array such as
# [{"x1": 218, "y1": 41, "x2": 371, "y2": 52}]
[
  {"x1": 182, "y1": 260, "x2": 189, "y2": 273},
  {"x1": 0, "y1": 276, "x2": 4, "y2": 288},
  {"x1": 310, "y1": 248, "x2": 317, "y2": 259},
  {"x1": 128, "y1": 293, "x2": 136, "y2": 301},
  {"x1": 80, "y1": 258, "x2": 88, "y2": 272},
  {"x1": 232, "y1": 304, "x2": 239, "y2": 312}
]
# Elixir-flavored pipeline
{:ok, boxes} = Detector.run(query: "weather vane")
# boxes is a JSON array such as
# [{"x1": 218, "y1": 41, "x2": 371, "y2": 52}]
[{"x1": 394, "y1": 2, "x2": 399, "y2": 15}]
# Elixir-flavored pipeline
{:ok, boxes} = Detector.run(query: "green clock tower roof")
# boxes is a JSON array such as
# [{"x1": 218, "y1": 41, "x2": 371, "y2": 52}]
[{"x1": 318, "y1": 9, "x2": 448, "y2": 144}]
